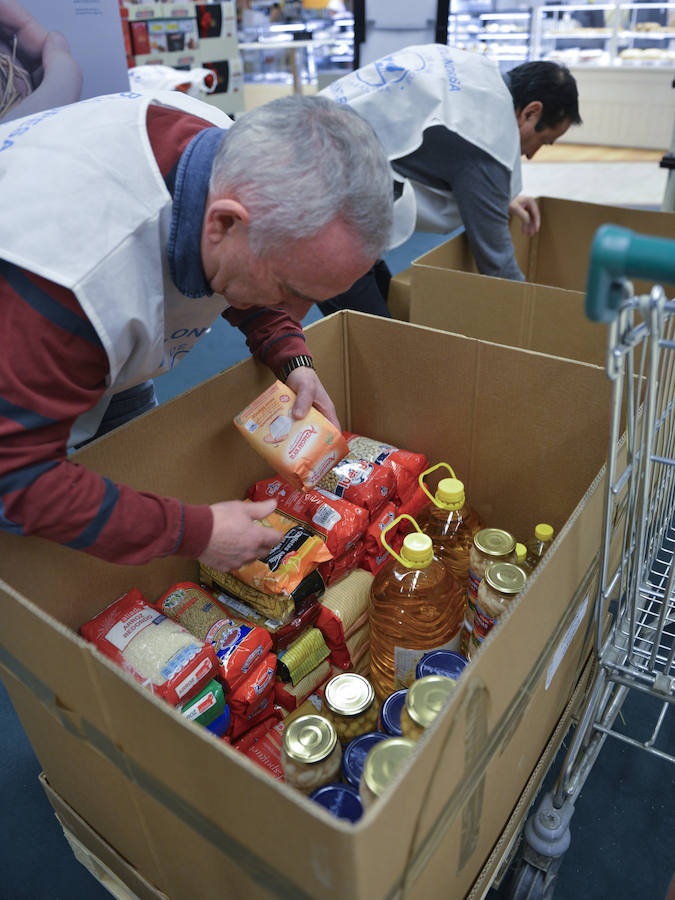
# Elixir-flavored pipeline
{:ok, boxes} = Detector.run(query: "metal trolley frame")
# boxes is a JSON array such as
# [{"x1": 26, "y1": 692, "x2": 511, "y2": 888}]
[{"x1": 506, "y1": 225, "x2": 675, "y2": 900}]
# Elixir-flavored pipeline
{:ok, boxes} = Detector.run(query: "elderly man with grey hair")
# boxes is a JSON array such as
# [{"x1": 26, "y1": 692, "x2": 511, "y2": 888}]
[{"x1": 0, "y1": 91, "x2": 393, "y2": 571}]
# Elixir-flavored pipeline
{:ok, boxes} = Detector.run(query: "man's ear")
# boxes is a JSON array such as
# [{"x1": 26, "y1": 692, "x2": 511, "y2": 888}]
[
  {"x1": 516, "y1": 100, "x2": 543, "y2": 127},
  {"x1": 203, "y1": 198, "x2": 250, "y2": 245}
]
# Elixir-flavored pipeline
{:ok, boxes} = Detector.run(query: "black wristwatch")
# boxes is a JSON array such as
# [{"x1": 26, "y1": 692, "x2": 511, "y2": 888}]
[{"x1": 279, "y1": 355, "x2": 315, "y2": 383}]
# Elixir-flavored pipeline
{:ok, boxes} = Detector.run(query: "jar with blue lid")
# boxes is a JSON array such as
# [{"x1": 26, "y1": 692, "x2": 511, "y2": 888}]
[
  {"x1": 342, "y1": 731, "x2": 389, "y2": 788},
  {"x1": 309, "y1": 782, "x2": 363, "y2": 822},
  {"x1": 378, "y1": 688, "x2": 407, "y2": 737},
  {"x1": 415, "y1": 649, "x2": 468, "y2": 681}
]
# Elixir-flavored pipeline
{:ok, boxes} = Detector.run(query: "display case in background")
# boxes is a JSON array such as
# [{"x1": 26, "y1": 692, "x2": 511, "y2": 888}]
[
  {"x1": 237, "y1": 1, "x2": 354, "y2": 105},
  {"x1": 448, "y1": 8, "x2": 532, "y2": 69}
]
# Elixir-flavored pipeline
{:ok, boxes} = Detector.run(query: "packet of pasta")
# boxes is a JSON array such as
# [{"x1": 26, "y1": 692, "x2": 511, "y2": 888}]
[{"x1": 234, "y1": 380, "x2": 348, "y2": 491}]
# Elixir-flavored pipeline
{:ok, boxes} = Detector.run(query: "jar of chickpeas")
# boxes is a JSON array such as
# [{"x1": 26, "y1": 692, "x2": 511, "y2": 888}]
[
  {"x1": 281, "y1": 714, "x2": 342, "y2": 794},
  {"x1": 400, "y1": 675, "x2": 457, "y2": 742},
  {"x1": 461, "y1": 528, "x2": 517, "y2": 657},
  {"x1": 470, "y1": 562, "x2": 527, "y2": 654},
  {"x1": 322, "y1": 673, "x2": 379, "y2": 745}
]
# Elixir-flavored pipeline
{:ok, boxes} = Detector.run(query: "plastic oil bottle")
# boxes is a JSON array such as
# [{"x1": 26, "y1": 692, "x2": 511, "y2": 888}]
[
  {"x1": 369, "y1": 514, "x2": 464, "y2": 701},
  {"x1": 524, "y1": 523, "x2": 555, "y2": 574},
  {"x1": 416, "y1": 463, "x2": 484, "y2": 586}
]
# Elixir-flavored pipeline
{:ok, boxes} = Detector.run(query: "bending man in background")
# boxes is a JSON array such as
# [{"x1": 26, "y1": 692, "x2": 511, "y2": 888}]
[{"x1": 319, "y1": 44, "x2": 581, "y2": 316}]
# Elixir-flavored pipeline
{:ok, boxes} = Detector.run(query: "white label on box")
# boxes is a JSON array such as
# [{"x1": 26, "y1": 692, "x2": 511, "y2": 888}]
[
  {"x1": 546, "y1": 592, "x2": 589, "y2": 690},
  {"x1": 394, "y1": 636, "x2": 460, "y2": 689},
  {"x1": 105, "y1": 607, "x2": 159, "y2": 652}
]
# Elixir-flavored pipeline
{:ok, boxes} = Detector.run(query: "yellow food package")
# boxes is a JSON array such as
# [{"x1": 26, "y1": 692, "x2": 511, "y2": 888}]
[{"x1": 233, "y1": 380, "x2": 348, "y2": 491}]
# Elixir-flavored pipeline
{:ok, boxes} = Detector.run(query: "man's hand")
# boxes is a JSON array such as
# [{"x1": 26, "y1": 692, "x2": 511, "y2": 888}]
[
  {"x1": 285, "y1": 366, "x2": 341, "y2": 429},
  {"x1": 199, "y1": 499, "x2": 283, "y2": 571},
  {"x1": 508, "y1": 195, "x2": 541, "y2": 238}
]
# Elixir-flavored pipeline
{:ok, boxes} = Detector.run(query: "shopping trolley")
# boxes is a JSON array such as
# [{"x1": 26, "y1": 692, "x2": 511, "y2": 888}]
[{"x1": 506, "y1": 225, "x2": 675, "y2": 900}]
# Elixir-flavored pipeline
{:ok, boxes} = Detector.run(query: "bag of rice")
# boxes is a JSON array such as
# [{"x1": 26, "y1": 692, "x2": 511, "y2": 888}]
[
  {"x1": 234, "y1": 380, "x2": 348, "y2": 491},
  {"x1": 343, "y1": 432, "x2": 427, "y2": 505},
  {"x1": 247, "y1": 477, "x2": 368, "y2": 559},
  {"x1": 80, "y1": 588, "x2": 218, "y2": 707}
]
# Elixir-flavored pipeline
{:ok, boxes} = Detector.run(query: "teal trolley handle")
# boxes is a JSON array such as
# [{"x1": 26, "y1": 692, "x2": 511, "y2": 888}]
[{"x1": 586, "y1": 225, "x2": 675, "y2": 323}]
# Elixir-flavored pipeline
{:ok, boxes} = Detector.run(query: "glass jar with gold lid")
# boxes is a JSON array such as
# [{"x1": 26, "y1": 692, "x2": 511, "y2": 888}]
[
  {"x1": 322, "y1": 672, "x2": 379, "y2": 744},
  {"x1": 400, "y1": 675, "x2": 457, "y2": 742},
  {"x1": 281, "y1": 714, "x2": 342, "y2": 794},
  {"x1": 359, "y1": 736, "x2": 416, "y2": 810},
  {"x1": 470, "y1": 562, "x2": 526, "y2": 654},
  {"x1": 461, "y1": 528, "x2": 517, "y2": 656}
]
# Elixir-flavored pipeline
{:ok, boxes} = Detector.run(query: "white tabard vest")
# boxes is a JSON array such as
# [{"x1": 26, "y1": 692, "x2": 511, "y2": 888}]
[
  {"x1": 321, "y1": 44, "x2": 523, "y2": 248},
  {"x1": 0, "y1": 91, "x2": 233, "y2": 445}
]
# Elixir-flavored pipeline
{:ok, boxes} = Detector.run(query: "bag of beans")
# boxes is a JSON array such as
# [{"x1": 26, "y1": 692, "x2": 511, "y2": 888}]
[
  {"x1": 343, "y1": 432, "x2": 427, "y2": 505},
  {"x1": 316, "y1": 457, "x2": 396, "y2": 520},
  {"x1": 80, "y1": 588, "x2": 218, "y2": 707}
]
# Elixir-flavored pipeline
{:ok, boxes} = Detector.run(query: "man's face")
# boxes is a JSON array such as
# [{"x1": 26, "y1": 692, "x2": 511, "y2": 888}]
[
  {"x1": 203, "y1": 212, "x2": 375, "y2": 321},
  {"x1": 516, "y1": 102, "x2": 572, "y2": 160}
]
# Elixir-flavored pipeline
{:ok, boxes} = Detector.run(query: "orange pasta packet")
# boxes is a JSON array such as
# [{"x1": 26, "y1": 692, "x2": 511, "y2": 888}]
[
  {"x1": 233, "y1": 380, "x2": 348, "y2": 491},
  {"x1": 231, "y1": 509, "x2": 332, "y2": 597}
]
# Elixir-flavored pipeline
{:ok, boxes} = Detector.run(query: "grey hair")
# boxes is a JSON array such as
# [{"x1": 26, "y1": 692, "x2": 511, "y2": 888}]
[{"x1": 209, "y1": 94, "x2": 393, "y2": 259}]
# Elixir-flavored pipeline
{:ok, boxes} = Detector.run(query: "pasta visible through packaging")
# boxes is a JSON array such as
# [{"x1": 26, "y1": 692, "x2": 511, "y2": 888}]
[
  {"x1": 343, "y1": 432, "x2": 427, "y2": 505},
  {"x1": 233, "y1": 380, "x2": 349, "y2": 491}
]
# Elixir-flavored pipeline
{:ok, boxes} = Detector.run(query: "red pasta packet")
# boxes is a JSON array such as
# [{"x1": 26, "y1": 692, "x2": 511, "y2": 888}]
[
  {"x1": 233, "y1": 706, "x2": 284, "y2": 753},
  {"x1": 80, "y1": 588, "x2": 218, "y2": 707},
  {"x1": 316, "y1": 458, "x2": 396, "y2": 520},
  {"x1": 343, "y1": 432, "x2": 427, "y2": 505},
  {"x1": 360, "y1": 529, "x2": 404, "y2": 575},
  {"x1": 318, "y1": 539, "x2": 364, "y2": 587},
  {"x1": 228, "y1": 699, "x2": 278, "y2": 743},
  {"x1": 238, "y1": 716, "x2": 286, "y2": 782},
  {"x1": 247, "y1": 476, "x2": 368, "y2": 559},
  {"x1": 227, "y1": 654, "x2": 277, "y2": 720}
]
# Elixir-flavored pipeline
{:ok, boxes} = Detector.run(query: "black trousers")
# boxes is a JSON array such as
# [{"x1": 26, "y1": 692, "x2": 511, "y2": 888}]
[{"x1": 317, "y1": 258, "x2": 392, "y2": 318}]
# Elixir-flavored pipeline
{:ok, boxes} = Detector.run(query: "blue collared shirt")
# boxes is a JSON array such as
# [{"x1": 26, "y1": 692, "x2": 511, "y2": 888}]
[{"x1": 166, "y1": 126, "x2": 226, "y2": 299}]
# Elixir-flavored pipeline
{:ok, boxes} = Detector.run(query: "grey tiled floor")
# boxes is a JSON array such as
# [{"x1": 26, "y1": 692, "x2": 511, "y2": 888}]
[{"x1": 1, "y1": 160, "x2": 673, "y2": 900}]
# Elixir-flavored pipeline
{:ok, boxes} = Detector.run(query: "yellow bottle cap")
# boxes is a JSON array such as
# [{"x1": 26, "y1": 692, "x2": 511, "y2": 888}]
[
  {"x1": 401, "y1": 532, "x2": 434, "y2": 566},
  {"x1": 535, "y1": 523, "x2": 554, "y2": 542},
  {"x1": 515, "y1": 542, "x2": 527, "y2": 564},
  {"x1": 435, "y1": 477, "x2": 465, "y2": 510}
]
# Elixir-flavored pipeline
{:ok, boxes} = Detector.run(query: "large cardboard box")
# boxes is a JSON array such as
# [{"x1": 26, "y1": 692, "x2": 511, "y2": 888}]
[
  {"x1": 0, "y1": 313, "x2": 613, "y2": 900},
  {"x1": 408, "y1": 197, "x2": 675, "y2": 366}
]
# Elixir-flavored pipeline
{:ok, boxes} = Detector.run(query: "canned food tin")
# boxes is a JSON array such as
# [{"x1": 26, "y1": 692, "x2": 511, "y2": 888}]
[
  {"x1": 378, "y1": 688, "x2": 407, "y2": 737},
  {"x1": 342, "y1": 731, "x2": 390, "y2": 788},
  {"x1": 322, "y1": 673, "x2": 379, "y2": 744},
  {"x1": 415, "y1": 650, "x2": 467, "y2": 681},
  {"x1": 359, "y1": 736, "x2": 416, "y2": 810},
  {"x1": 309, "y1": 782, "x2": 363, "y2": 822}
]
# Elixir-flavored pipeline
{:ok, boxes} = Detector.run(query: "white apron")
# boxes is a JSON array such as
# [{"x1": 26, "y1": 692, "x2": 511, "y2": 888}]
[
  {"x1": 0, "y1": 91, "x2": 232, "y2": 445},
  {"x1": 321, "y1": 44, "x2": 523, "y2": 248}
]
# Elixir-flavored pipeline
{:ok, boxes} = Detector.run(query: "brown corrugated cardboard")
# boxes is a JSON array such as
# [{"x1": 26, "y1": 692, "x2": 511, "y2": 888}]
[
  {"x1": 0, "y1": 312, "x2": 613, "y2": 899},
  {"x1": 408, "y1": 197, "x2": 675, "y2": 366}
]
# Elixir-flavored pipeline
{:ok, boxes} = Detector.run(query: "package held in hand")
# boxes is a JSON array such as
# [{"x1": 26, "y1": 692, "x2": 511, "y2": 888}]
[{"x1": 234, "y1": 380, "x2": 348, "y2": 491}]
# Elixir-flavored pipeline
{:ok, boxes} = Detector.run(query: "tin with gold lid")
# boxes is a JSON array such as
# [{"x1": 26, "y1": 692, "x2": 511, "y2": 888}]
[
  {"x1": 281, "y1": 714, "x2": 342, "y2": 794},
  {"x1": 359, "y1": 736, "x2": 416, "y2": 810},
  {"x1": 400, "y1": 675, "x2": 456, "y2": 742},
  {"x1": 471, "y1": 562, "x2": 526, "y2": 653},
  {"x1": 461, "y1": 527, "x2": 517, "y2": 656},
  {"x1": 322, "y1": 672, "x2": 379, "y2": 744}
]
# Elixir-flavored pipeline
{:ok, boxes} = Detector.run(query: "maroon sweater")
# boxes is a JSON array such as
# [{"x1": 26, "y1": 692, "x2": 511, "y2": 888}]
[{"x1": 0, "y1": 105, "x2": 311, "y2": 564}]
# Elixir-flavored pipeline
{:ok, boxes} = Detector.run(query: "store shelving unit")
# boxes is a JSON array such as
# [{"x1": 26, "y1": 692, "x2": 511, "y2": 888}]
[{"x1": 448, "y1": 9, "x2": 532, "y2": 66}]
